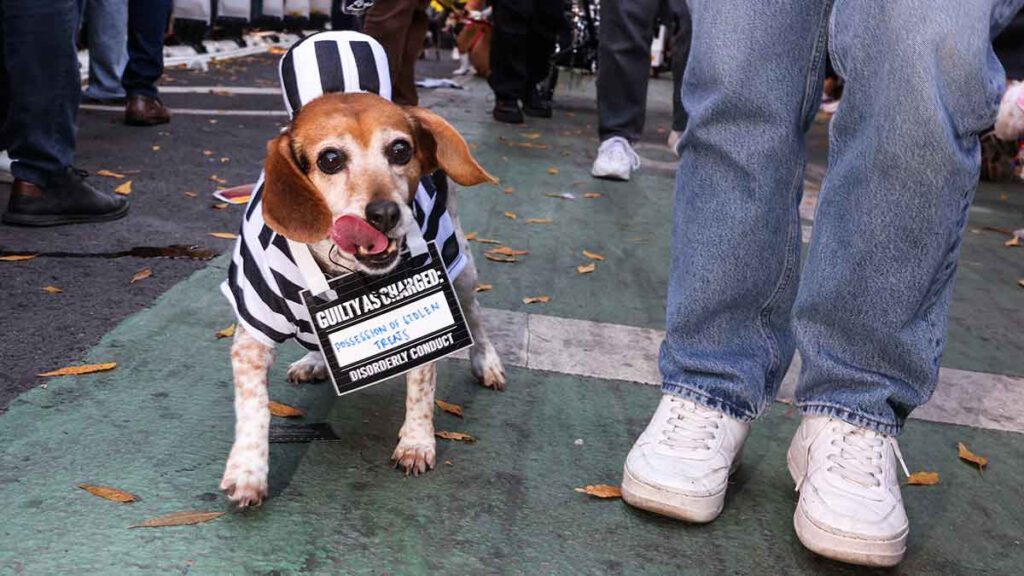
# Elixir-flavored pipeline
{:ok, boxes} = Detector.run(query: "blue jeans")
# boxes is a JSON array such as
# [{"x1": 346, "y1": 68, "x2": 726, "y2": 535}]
[
  {"x1": 0, "y1": 0, "x2": 81, "y2": 186},
  {"x1": 659, "y1": 0, "x2": 1024, "y2": 435},
  {"x1": 122, "y1": 0, "x2": 172, "y2": 99},
  {"x1": 81, "y1": 0, "x2": 128, "y2": 101}
]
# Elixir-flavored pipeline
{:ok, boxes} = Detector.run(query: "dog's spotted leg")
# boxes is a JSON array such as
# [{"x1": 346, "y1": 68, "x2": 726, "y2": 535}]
[
  {"x1": 286, "y1": 351, "x2": 328, "y2": 383},
  {"x1": 392, "y1": 362, "x2": 437, "y2": 476},
  {"x1": 453, "y1": 253, "x2": 506, "y2": 390},
  {"x1": 221, "y1": 324, "x2": 275, "y2": 507}
]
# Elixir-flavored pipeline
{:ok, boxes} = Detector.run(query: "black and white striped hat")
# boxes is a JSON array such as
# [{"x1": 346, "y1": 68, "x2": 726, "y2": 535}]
[{"x1": 278, "y1": 30, "x2": 393, "y2": 117}]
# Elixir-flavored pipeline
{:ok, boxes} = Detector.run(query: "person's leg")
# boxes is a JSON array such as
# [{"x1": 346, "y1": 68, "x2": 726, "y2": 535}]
[
  {"x1": 363, "y1": 0, "x2": 416, "y2": 105},
  {"x1": 488, "y1": 0, "x2": 532, "y2": 121},
  {"x1": 518, "y1": 0, "x2": 559, "y2": 116},
  {"x1": 395, "y1": 0, "x2": 430, "y2": 106},
  {"x1": 669, "y1": 0, "x2": 691, "y2": 137},
  {"x1": 595, "y1": 0, "x2": 659, "y2": 142},
  {"x1": 83, "y1": 0, "x2": 128, "y2": 102},
  {"x1": 123, "y1": 0, "x2": 172, "y2": 125}
]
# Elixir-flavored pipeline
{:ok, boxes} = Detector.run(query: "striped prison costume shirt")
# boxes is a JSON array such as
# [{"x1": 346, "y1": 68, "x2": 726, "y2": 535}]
[{"x1": 220, "y1": 30, "x2": 466, "y2": 350}]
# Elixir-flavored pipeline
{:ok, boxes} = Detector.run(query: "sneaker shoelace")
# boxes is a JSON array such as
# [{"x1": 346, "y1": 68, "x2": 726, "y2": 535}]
[
  {"x1": 659, "y1": 397, "x2": 724, "y2": 451},
  {"x1": 819, "y1": 422, "x2": 910, "y2": 490},
  {"x1": 599, "y1": 137, "x2": 641, "y2": 171}
]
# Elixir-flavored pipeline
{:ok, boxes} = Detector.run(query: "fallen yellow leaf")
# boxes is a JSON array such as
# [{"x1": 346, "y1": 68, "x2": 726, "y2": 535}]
[
  {"x1": 435, "y1": 431, "x2": 476, "y2": 442},
  {"x1": 574, "y1": 484, "x2": 622, "y2": 499},
  {"x1": 548, "y1": 168, "x2": 559, "y2": 175},
  {"x1": 488, "y1": 246, "x2": 529, "y2": 256},
  {"x1": 113, "y1": 180, "x2": 133, "y2": 195},
  {"x1": 906, "y1": 471, "x2": 939, "y2": 486},
  {"x1": 216, "y1": 324, "x2": 236, "y2": 339},
  {"x1": 202, "y1": 150, "x2": 214, "y2": 156},
  {"x1": 78, "y1": 484, "x2": 138, "y2": 503},
  {"x1": 484, "y1": 253, "x2": 517, "y2": 263},
  {"x1": 435, "y1": 399, "x2": 464, "y2": 417},
  {"x1": 577, "y1": 262, "x2": 596, "y2": 274},
  {"x1": 268, "y1": 46, "x2": 288, "y2": 55},
  {"x1": 152, "y1": 145, "x2": 161, "y2": 151},
  {"x1": 475, "y1": 284, "x2": 493, "y2": 292},
  {"x1": 1006, "y1": 235, "x2": 1021, "y2": 247},
  {"x1": 526, "y1": 218, "x2": 553, "y2": 224},
  {"x1": 96, "y1": 169, "x2": 125, "y2": 179},
  {"x1": 268, "y1": 401, "x2": 305, "y2": 418},
  {"x1": 464, "y1": 232, "x2": 478, "y2": 241},
  {"x1": 583, "y1": 250, "x2": 605, "y2": 261},
  {"x1": 520, "y1": 132, "x2": 542, "y2": 139},
  {"x1": 130, "y1": 511, "x2": 224, "y2": 529},
  {"x1": 39, "y1": 362, "x2": 117, "y2": 377},
  {"x1": 522, "y1": 296, "x2": 550, "y2": 304},
  {"x1": 130, "y1": 268, "x2": 152, "y2": 284},
  {"x1": 42, "y1": 286, "x2": 63, "y2": 294},
  {"x1": 477, "y1": 238, "x2": 502, "y2": 245},
  {"x1": 208, "y1": 119, "x2": 218, "y2": 124},
  {"x1": 209, "y1": 232, "x2": 238, "y2": 239},
  {"x1": 184, "y1": 191, "x2": 199, "y2": 198},
  {"x1": 443, "y1": 460, "x2": 453, "y2": 466},
  {"x1": 213, "y1": 203, "x2": 229, "y2": 210},
  {"x1": 584, "y1": 193, "x2": 601, "y2": 198},
  {"x1": 209, "y1": 175, "x2": 227, "y2": 184},
  {"x1": 1019, "y1": 279, "x2": 1024, "y2": 288},
  {"x1": 504, "y1": 187, "x2": 515, "y2": 194},
  {"x1": 958, "y1": 442, "x2": 988, "y2": 472},
  {"x1": 220, "y1": 157, "x2": 230, "y2": 163},
  {"x1": 0, "y1": 253, "x2": 38, "y2": 262},
  {"x1": 504, "y1": 211, "x2": 518, "y2": 220}
]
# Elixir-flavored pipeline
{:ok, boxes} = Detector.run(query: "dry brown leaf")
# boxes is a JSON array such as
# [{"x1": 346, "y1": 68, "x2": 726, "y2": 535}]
[
  {"x1": 39, "y1": 362, "x2": 117, "y2": 377},
  {"x1": 906, "y1": 471, "x2": 939, "y2": 486},
  {"x1": 475, "y1": 284, "x2": 493, "y2": 292},
  {"x1": 268, "y1": 401, "x2": 305, "y2": 418},
  {"x1": 504, "y1": 211, "x2": 518, "y2": 220},
  {"x1": 435, "y1": 431, "x2": 476, "y2": 442},
  {"x1": 577, "y1": 262, "x2": 596, "y2": 274},
  {"x1": 574, "y1": 484, "x2": 622, "y2": 499},
  {"x1": 484, "y1": 253, "x2": 517, "y2": 263},
  {"x1": 216, "y1": 324, "x2": 236, "y2": 339},
  {"x1": 78, "y1": 484, "x2": 138, "y2": 503},
  {"x1": 184, "y1": 191, "x2": 199, "y2": 198},
  {"x1": 584, "y1": 193, "x2": 602, "y2": 199},
  {"x1": 209, "y1": 232, "x2": 238, "y2": 239},
  {"x1": 958, "y1": 442, "x2": 988, "y2": 472},
  {"x1": 202, "y1": 150, "x2": 214, "y2": 156},
  {"x1": 1006, "y1": 235, "x2": 1022, "y2": 247},
  {"x1": 583, "y1": 250, "x2": 605, "y2": 261},
  {"x1": 0, "y1": 253, "x2": 38, "y2": 262},
  {"x1": 268, "y1": 46, "x2": 288, "y2": 55},
  {"x1": 504, "y1": 187, "x2": 515, "y2": 194},
  {"x1": 527, "y1": 218, "x2": 553, "y2": 224},
  {"x1": 212, "y1": 203, "x2": 229, "y2": 210},
  {"x1": 435, "y1": 399, "x2": 464, "y2": 417},
  {"x1": 464, "y1": 231, "x2": 478, "y2": 241},
  {"x1": 513, "y1": 141, "x2": 549, "y2": 150},
  {"x1": 113, "y1": 180, "x2": 133, "y2": 195},
  {"x1": 477, "y1": 238, "x2": 502, "y2": 244},
  {"x1": 1019, "y1": 279, "x2": 1024, "y2": 288},
  {"x1": 548, "y1": 168, "x2": 559, "y2": 175},
  {"x1": 522, "y1": 296, "x2": 550, "y2": 304},
  {"x1": 488, "y1": 246, "x2": 529, "y2": 256},
  {"x1": 208, "y1": 119, "x2": 218, "y2": 124},
  {"x1": 520, "y1": 132, "x2": 542, "y2": 139},
  {"x1": 130, "y1": 511, "x2": 224, "y2": 529},
  {"x1": 96, "y1": 169, "x2": 125, "y2": 179},
  {"x1": 152, "y1": 145, "x2": 161, "y2": 151},
  {"x1": 130, "y1": 267, "x2": 152, "y2": 284},
  {"x1": 220, "y1": 157, "x2": 230, "y2": 163},
  {"x1": 42, "y1": 286, "x2": 63, "y2": 294},
  {"x1": 443, "y1": 460, "x2": 453, "y2": 466},
  {"x1": 209, "y1": 175, "x2": 227, "y2": 184}
]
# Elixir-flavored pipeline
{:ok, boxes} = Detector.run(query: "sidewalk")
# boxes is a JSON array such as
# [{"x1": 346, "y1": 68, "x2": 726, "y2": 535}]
[{"x1": 1, "y1": 53, "x2": 1023, "y2": 575}]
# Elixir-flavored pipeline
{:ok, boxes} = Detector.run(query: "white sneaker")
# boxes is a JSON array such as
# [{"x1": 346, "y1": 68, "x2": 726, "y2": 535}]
[
  {"x1": 667, "y1": 130, "x2": 683, "y2": 157},
  {"x1": 622, "y1": 394, "x2": 750, "y2": 523},
  {"x1": 591, "y1": 136, "x2": 641, "y2": 181},
  {"x1": 0, "y1": 150, "x2": 12, "y2": 184},
  {"x1": 787, "y1": 416, "x2": 910, "y2": 568}
]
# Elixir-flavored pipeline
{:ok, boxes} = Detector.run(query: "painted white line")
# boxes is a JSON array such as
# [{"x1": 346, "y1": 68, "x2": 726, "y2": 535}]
[
  {"x1": 159, "y1": 86, "x2": 283, "y2": 95},
  {"x1": 465, "y1": 307, "x2": 1024, "y2": 435},
  {"x1": 79, "y1": 104, "x2": 287, "y2": 117}
]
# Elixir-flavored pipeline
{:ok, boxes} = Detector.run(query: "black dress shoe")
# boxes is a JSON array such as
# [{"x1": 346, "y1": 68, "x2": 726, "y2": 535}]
[
  {"x1": 493, "y1": 98, "x2": 524, "y2": 124},
  {"x1": 2, "y1": 167, "x2": 129, "y2": 226},
  {"x1": 522, "y1": 88, "x2": 553, "y2": 118}
]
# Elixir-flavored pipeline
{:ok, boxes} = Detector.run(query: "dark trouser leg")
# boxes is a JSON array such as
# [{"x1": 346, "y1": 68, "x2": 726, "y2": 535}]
[
  {"x1": 122, "y1": 0, "x2": 172, "y2": 99},
  {"x1": 0, "y1": 0, "x2": 79, "y2": 186},
  {"x1": 488, "y1": 0, "x2": 534, "y2": 100},
  {"x1": 397, "y1": 0, "x2": 430, "y2": 106},
  {"x1": 522, "y1": 0, "x2": 560, "y2": 93},
  {"x1": 596, "y1": 0, "x2": 659, "y2": 142},
  {"x1": 670, "y1": 0, "x2": 691, "y2": 132},
  {"x1": 363, "y1": 0, "x2": 416, "y2": 105}
]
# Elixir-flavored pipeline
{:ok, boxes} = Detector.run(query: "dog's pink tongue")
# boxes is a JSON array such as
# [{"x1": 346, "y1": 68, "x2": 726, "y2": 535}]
[{"x1": 330, "y1": 215, "x2": 389, "y2": 255}]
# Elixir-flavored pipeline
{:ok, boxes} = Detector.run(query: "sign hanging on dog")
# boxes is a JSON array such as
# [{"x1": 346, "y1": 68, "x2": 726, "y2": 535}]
[{"x1": 299, "y1": 242, "x2": 473, "y2": 396}]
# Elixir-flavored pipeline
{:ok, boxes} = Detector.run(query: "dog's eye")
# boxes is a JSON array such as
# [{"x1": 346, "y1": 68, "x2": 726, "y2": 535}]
[
  {"x1": 386, "y1": 140, "x2": 413, "y2": 166},
  {"x1": 317, "y1": 148, "x2": 347, "y2": 174}
]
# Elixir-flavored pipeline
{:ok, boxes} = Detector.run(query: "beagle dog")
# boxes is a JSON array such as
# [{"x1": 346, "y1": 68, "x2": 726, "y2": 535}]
[{"x1": 220, "y1": 92, "x2": 505, "y2": 507}]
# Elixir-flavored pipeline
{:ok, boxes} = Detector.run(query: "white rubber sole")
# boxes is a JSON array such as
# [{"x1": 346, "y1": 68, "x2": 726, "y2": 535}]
[
  {"x1": 621, "y1": 462, "x2": 733, "y2": 524},
  {"x1": 787, "y1": 447, "x2": 907, "y2": 567},
  {"x1": 590, "y1": 164, "x2": 631, "y2": 181}
]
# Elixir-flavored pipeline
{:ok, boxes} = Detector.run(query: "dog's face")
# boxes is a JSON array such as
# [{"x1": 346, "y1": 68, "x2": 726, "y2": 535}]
[{"x1": 262, "y1": 92, "x2": 494, "y2": 275}]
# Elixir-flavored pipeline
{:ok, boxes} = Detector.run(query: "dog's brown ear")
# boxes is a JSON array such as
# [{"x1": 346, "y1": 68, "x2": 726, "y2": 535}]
[
  {"x1": 262, "y1": 132, "x2": 332, "y2": 243},
  {"x1": 406, "y1": 107, "x2": 497, "y2": 187}
]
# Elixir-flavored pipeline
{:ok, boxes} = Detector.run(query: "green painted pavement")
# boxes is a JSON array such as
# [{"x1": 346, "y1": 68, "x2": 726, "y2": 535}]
[{"x1": 1, "y1": 259, "x2": 1022, "y2": 575}]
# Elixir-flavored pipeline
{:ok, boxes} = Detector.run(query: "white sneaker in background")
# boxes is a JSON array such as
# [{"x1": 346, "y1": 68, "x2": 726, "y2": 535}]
[
  {"x1": 787, "y1": 416, "x2": 910, "y2": 568},
  {"x1": 591, "y1": 136, "x2": 641, "y2": 181},
  {"x1": 622, "y1": 394, "x2": 750, "y2": 523},
  {"x1": 667, "y1": 130, "x2": 683, "y2": 157},
  {"x1": 0, "y1": 150, "x2": 12, "y2": 184},
  {"x1": 994, "y1": 81, "x2": 1024, "y2": 141},
  {"x1": 453, "y1": 53, "x2": 474, "y2": 76}
]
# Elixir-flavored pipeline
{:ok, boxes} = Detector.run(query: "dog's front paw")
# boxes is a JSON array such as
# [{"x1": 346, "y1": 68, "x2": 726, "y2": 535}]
[
  {"x1": 220, "y1": 453, "x2": 269, "y2": 508},
  {"x1": 286, "y1": 352, "x2": 328, "y2": 383},
  {"x1": 471, "y1": 342, "x2": 505, "y2": 391},
  {"x1": 391, "y1": 439, "x2": 436, "y2": 476}
]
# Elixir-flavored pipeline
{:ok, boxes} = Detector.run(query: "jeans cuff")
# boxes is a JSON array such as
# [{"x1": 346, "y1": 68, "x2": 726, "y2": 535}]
[
  {"x1": 799, "y1": 402, "x2": 902, "y2": 436},
  {"x1": 661, "y1": 381, "x2": 759, "y2": 423}
]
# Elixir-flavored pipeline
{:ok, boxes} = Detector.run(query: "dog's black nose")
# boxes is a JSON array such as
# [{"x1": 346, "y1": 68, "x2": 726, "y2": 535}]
[{"x1": 365, "y1": 200, "x2": 401, "y2": 233}]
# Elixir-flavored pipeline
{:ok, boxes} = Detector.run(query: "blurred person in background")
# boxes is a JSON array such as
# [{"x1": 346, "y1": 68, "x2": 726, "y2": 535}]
[
  {"x1": 363, "y1": 0, "x2": 431, "y2": 105},
  {"x1": 123, "y1": 0, "x2": 173, "y2": 126},
  {"x1": 0, "y1": 0, "x2": 128, "y2": 226},
  {"x1": 79, "y1": 0, "x2": 128, "y2": 105},
  {"x1": 487, "y1": 0, "x2": 562, "y2": 124}
]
